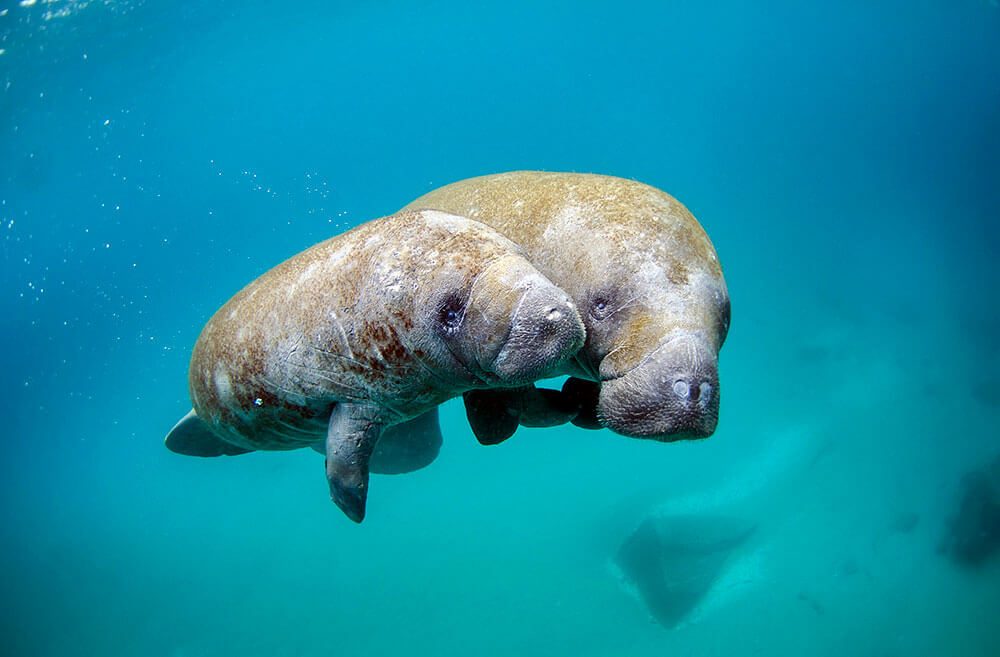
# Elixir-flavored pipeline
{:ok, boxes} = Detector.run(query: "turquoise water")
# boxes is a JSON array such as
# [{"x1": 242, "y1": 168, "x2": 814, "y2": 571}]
[{"x1": 3, "y1": 1, "x2": 999, "y2": 655}]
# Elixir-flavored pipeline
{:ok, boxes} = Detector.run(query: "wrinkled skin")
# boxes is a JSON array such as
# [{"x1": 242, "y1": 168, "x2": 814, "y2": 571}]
[
  {"x1": 404, "y1": 172, "x2": 730, "y2": 442},
  {"x1": 166, "y1": 210, "x2": 585, "y2": 522}
]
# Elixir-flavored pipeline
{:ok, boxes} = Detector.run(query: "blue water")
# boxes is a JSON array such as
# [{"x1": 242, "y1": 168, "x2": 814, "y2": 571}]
[{"x1": 3, "y1": 1, "x2": 999, "y2": 655}]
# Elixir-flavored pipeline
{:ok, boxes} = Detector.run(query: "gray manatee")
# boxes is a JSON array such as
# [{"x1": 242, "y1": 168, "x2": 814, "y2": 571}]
[
  {"x1": 402, "y1": 172, "x2": 730, "y2": 443},
  {"x1": 164, "y1": 209, "x2": 585, "y2": 522}
]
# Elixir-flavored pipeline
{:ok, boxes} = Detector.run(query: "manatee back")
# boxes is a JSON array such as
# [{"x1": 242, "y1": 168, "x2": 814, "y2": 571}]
[
  {"x1": 404, "y1": 171, "x2": 724, "y2": 291},
  {"x1": 187, "y1": 226, "x2": 371, "y2": 450}
]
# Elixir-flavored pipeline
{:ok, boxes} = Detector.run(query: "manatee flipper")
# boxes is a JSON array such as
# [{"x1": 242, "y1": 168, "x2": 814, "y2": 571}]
[
  {"x1": 165, "y1": 409, "x2": 254, "y2": 457},
  {"x1": 516, "y1": 386, "x2": 580, "y2": 427},
  {"x1": 325, "y1": 402, "x2": 383, "y2": 523},
  {"x1": 463, "y1": 389, "x2": 521, "y2": 445},
  {"x1": 563, "y1": 377, "x2": 603, "y2": 430},
  {"x1": 369, "y1": 407, "x2": 443, "y2": 475},
  {"x1": 464, "y1": 381, "x2": 601, "y2": 444}
]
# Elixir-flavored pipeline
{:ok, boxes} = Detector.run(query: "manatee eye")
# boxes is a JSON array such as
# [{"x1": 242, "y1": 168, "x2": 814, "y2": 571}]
[
  {"x1": 436, "y1": 294, "x2": 466, "y2": 337},
  {"x1": 590, "y1": 296, "x2": 611, "y2": 321}
]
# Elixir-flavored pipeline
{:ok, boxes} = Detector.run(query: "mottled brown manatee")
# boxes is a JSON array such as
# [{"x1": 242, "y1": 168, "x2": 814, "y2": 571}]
[
  {"x1": 164, "y1": 210, "x2": 585, "y2": 522},
  {"x1": 402, "y1": 172, "x2": 730, "y2": 443}
]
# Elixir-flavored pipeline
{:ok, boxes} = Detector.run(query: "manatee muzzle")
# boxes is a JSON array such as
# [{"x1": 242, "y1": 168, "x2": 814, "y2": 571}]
[
  {"x1": 597, "y1": 333, "x2": 720, "y2": 440},
  {"x1": 491, "y1": 286, "x2": 585, "y2": 385}
]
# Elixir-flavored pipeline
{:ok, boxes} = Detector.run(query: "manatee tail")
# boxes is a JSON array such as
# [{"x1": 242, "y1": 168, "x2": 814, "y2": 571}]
[{"x1": 165, "y1": 409, "x2": 254, "y2": 457}]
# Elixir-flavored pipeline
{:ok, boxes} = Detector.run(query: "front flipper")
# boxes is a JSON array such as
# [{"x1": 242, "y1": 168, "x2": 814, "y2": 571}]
[
  {"x1": 325, "y1": 402, "x2": 383, "y2": 523},
  {"x1": 369, "y1": 407, "x2": 443, "y2": 475},
  {"x1": 463, "y1": 385, "x2": 582, "y2": 445},
  {"x1": 562, "y1": 377, "x2": 603, "y2": 430},
  {"x1": 517, "y1": 386, "x2": 581, "y2": 427},
  {"x1": 165, "y1": 409, "x2": 254, "y2": 456},
  {"x1": 463, "y1": 380, "x2": 605, "y2": 444},
  {"x1": 463, "y1": 389, "x2": 521, "y2": 445}
]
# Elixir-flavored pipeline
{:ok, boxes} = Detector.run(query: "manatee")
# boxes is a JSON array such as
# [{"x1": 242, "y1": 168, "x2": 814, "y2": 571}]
[
  {"x1": 402, "y1": 171, "x2": 730, "y2": 443},
  {"x1": 940, "y1": 454, "x2": 1000, "y2": 566},
  {"x1": 164, "y1": 210, "x2": 585, "y2": 522},
  {"x1": 614, "y1": 514, "x2": 756, "y2": 628}
]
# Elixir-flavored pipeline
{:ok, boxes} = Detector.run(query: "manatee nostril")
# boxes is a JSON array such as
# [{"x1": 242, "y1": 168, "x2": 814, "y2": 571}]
[
  {"x1": 546, "y1": 308, "x2": 563, "y2": 322},
  {"x1": 672, "y1": 378, "x2": 714, "y2": 403},
  {"x1": 672, "y1": 379, "x2": 690, "y2": 399}
]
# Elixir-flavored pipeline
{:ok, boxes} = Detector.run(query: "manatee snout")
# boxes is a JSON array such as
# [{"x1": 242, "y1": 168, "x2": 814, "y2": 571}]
[
  {"x1": 598, "y1": 333, "x2": 720, "y2": 440},
  {"x1": 492, "y1": 287, "x2": 585, "y2": 385}
]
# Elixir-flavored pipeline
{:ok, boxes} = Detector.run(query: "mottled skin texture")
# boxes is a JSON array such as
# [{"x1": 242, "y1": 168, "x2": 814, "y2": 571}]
[
  {"x1": 176, "y1": 209, "x2": 585, "y2": 521},
  {"x1": 404, "y1": 172, "x2": 730, "y2": 440}
]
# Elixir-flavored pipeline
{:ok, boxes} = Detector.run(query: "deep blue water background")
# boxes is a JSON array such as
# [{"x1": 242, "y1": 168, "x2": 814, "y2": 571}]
[{"x1": 2, "y1": 1, "x2": 999, "y2": 655}]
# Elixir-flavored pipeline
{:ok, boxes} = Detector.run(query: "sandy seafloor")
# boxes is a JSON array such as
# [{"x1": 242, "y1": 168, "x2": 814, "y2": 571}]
[{"x1": 2, "y1": 1, "x2": 999, "y2": 655}]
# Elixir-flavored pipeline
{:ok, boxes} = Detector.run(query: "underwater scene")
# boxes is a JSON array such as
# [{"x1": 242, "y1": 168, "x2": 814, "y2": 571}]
[{"x1": 2, "y1": 1, "x2": 999, "y2": 655}]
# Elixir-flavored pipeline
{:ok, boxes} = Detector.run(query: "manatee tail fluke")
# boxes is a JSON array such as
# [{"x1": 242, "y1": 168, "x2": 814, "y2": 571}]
[{"x1": 165, "y1": 409, "x2": 254, "y2": 457}]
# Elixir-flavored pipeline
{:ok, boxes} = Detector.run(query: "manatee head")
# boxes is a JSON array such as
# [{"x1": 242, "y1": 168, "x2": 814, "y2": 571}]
[
  {"x1": 401, "y1": 212, "x2": 586, "y2": 390},
  {"x1": 590, "y1": 287, "x2": 730, "y2": 440},
  {"x1": 563, "y1": 202, "x2": 730, "y2": 441}
]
